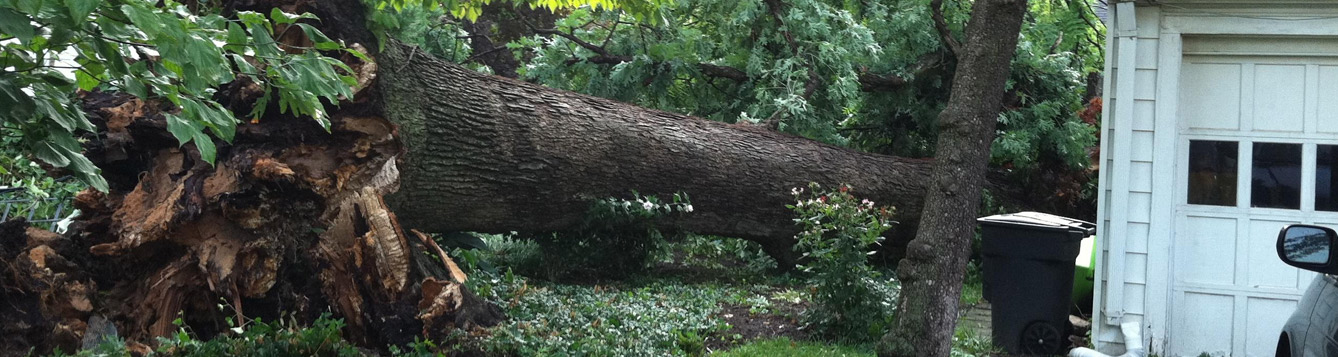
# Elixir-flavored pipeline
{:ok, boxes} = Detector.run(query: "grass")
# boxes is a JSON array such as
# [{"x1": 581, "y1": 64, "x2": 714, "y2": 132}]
[
  {"x1": 959, "y1": 260, "x2": 986, "y2": 306},
  {"x1": 710, "y1": 338, "x2": 874, "y2": 357},
  {"x1": 950, "y1": 323, "x2": 1002, "y2": 357}
]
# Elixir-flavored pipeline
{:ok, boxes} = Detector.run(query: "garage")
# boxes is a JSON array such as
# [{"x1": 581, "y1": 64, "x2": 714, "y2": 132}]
[{"x1": 1095, "y1": 2, "x2": 1338, "y2": 355}]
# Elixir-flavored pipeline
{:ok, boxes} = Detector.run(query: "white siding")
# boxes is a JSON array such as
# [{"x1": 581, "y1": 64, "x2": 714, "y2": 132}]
[{"x1": 1094, "y1": 3, "x2": 1159, "y2": 353}]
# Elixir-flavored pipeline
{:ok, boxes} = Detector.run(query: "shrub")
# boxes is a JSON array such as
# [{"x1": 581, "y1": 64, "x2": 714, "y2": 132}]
[
  {"x1": 789, "y1": 183, "x2": 898, "y2": 341},
  {"x1": 450, "y1": 233, "x2": 544, "y2": 279},
  {"x1": 535, "y1": 192, "x2": 692, "y2": 281},
  {"x1": 661, "y1": 233, "x2": 778, "y2": 274}
]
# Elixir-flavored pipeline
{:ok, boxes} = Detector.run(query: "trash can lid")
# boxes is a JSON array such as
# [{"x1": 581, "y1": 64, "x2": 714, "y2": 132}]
[{"x1": 977, "y1": 211, "x2": 1096, "y2": 236}]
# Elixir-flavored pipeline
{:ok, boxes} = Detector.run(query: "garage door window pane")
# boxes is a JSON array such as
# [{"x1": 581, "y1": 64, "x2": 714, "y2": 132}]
[
  {"x1": 1318, "y1": 145, "x2": 1338, "y2": 211},
  {"x1": 1188, "y1": 140, "x2": 1238, "y2": 206},
  {"x1": 1251, "y1": 142, "x2": 1302, "y2": 209}
]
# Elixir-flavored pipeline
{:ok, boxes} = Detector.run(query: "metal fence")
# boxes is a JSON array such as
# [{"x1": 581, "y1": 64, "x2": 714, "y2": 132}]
[{"x1": 0, "y1": 187, "x2": 74, "y2": 231}]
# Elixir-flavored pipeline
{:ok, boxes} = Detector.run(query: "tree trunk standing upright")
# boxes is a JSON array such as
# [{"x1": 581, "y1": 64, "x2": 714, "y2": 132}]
[{"x1": 878, "y1": 0, "x2": 1030, "y2": 356}]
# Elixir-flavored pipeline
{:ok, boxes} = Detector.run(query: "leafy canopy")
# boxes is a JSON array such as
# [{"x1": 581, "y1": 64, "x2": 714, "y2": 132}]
[{"x1": 0, "y1": 0, "x2": 369, "y2": 192}]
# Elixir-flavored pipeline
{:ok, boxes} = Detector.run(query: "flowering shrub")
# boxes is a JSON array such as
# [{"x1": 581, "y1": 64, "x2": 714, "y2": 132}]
[
  {"x1": 789, "y1": 183, "x2": 898, "y2": 341},
  {"x1": 589, "y1": 191, "x2": 694, "y2": 219},
  {"x1": 537, "y1": 192, "x2": 692, "y2": 280}
]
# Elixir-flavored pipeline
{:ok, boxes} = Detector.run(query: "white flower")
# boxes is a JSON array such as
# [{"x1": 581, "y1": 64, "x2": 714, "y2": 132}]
[
  {"x1": 685, "y1": 205, "x2": 694, "y2": 213},
  {"x1": 642, "y1": 201, "x2": 655, "y2": 210}
]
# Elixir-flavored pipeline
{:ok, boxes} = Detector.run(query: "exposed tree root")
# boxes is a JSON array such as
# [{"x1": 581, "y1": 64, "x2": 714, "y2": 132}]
[{"x1": 0, "y1": 80, "x2": 502, "y2": 354}]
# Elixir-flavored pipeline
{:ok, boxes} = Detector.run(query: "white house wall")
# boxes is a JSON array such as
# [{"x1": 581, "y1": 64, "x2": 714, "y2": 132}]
[{"x1": 1095, "y1": 3, "x2": 1161, "y2": 353}]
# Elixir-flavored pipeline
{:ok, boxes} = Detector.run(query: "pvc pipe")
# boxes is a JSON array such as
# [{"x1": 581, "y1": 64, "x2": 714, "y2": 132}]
[{"x1": 1069, "y1": 321, "x2": 1146, "y2": 357}]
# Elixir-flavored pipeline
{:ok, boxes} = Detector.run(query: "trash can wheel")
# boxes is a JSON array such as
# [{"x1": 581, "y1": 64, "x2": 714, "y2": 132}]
[{"x1": 1020, "y1": 320, "x2": 1065, "y2": 355}]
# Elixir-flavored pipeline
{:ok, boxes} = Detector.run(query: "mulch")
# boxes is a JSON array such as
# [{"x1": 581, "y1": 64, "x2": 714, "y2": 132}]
[{"x1": 705, "y1": 297, "x2": 810, "y2": 351}]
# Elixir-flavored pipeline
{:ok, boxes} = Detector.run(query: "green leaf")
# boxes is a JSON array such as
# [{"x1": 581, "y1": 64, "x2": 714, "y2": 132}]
[
  {"x1": 164, "y1": 112, "x2": 201, "y2": 147},
  {"x1": 37, "y1": 72, "x2": 73, "y2": 87},
  {"x1": 93, "y1": 40, "x2": 128, "y2": 76},
  {"x1": 75, "y1": 68, "x2": 100, "y2": 91},
  {"x1": 225, "y1": 23, "x2": 248, "y2": 53},
  {"x1": 121, "y1": 75, "x2": 147, "y2": 98},
  {"x1": 247, "y1": 22, "x2": 280, "y2": 58},
  {"x1": 15, "y1": 0, "x2": 41, "y2": 16},
  {"x1": 268, "y1": 8, "x2": 317, "y2": 25},
  {"x1": 180, "y1": 36, "x2": 230, "y2": 92},
  {"x1": 228, "y1": 54, "x2": 256, "y2": 75},
  {"x1": 65, "y1": 152, "x2": 107, "y2": 192},
  {"x1": 235, "y1": 11, "x2": 269, "y2": 29},
  {"x1": 295, "y1": 23, "x2": 340, "y2": 50},
  {"x1": 31, "y1": 142, "x2": 71, "y2": 168},
  {"x1": 45, "y1": 20, "x2": 76, "y2": 48},
  {"x1": 191, "y1": 129, "x2": 217, "y2": 164},
  {"x1": 43, "y1": 103, "x2": 84, "y2": 132},
  {"x1": 344, "y1": 47, "x2": 373, "y2": 64},
  {"x1": 120, "y1": 4, "x2": 161, "y2": 37},
  {"x1": 0, "y1": 77, "x2": 36, "y2": 119},
  {"x1": 64, "y1": 0, "x2": 99, "y2": 24},
  {"x1": 0, "y1": 8, "x2": 35, "y2": 42},
  {"x1": 247, "y1": 91, "x2": 270, "y2": 120},
  {"x1": 200, "y1": 101, "x2": 237, "y2": 142}
]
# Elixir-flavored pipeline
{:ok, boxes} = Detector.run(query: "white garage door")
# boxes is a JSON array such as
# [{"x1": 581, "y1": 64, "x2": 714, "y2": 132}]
[{"x1": 1171, "y1": 48, "x2": 1338, "y2": 356}]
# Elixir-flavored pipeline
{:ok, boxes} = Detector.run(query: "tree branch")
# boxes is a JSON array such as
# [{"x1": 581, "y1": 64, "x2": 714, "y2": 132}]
[
  {"x1": 931, "y1": 0, "x2": 962, "y2": 58},
  {"x1": 535, "y1": 28, "x2": 613, "y2": 58},
  {"x1": 465, "y1": 46, "x2": 509, "y2": 63}
]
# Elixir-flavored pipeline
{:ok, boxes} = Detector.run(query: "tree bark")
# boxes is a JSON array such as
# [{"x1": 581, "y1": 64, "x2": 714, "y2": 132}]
[
  {"x1": 878, "y1": 0, "x2": 1030, "y2": 356},
  {"x1": 375, "y1": 43, "x2": 987, "y2": 265}
]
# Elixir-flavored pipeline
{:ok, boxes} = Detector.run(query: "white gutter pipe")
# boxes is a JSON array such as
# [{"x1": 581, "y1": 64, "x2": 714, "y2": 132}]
[
  {"x1": 1102, "y1": 0, "x2": 1138, "y2": 327},
  {"x1": 1069, "y1": 321, "x2": 1147, "y2": 357}
]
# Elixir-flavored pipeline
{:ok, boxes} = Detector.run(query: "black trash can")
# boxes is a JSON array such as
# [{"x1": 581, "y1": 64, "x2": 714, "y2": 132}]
[{"x1": 978, "y1": 212, "x2": 1095, "y2": 356}]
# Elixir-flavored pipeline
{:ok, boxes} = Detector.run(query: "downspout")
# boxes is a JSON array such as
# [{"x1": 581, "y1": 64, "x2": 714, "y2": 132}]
[
  {"x1": 1103, "y1": 0, "x2": 1139, "y2": 327},
  {"x1": 1071, "y1": 321, "x2": 1147, "y2": 357}
]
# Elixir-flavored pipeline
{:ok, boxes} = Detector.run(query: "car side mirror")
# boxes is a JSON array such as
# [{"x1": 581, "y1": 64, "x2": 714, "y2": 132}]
[{"x1": 1277, "y1": 224, "x2": 1338, "y2": 274}]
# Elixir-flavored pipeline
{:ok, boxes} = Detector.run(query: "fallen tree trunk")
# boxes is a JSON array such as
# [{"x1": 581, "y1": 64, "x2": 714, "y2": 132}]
[{"x1": 378, "y1": 43, "x2": 1015, "y2": 263}]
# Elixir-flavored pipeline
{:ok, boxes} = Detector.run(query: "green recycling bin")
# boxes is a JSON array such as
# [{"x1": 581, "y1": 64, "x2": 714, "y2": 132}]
[
  {"x1": 1072, "y1": 235, "x2": 1096, "y2": 315},
  {"x1": 978, "y1": 212, "x2": 1095, "y2": 356}
]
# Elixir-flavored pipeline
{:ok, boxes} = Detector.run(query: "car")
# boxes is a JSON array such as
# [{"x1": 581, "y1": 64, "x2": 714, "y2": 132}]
[{"x1": 1275, "y1": 224, "x2": 1338, "y2": 357}]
